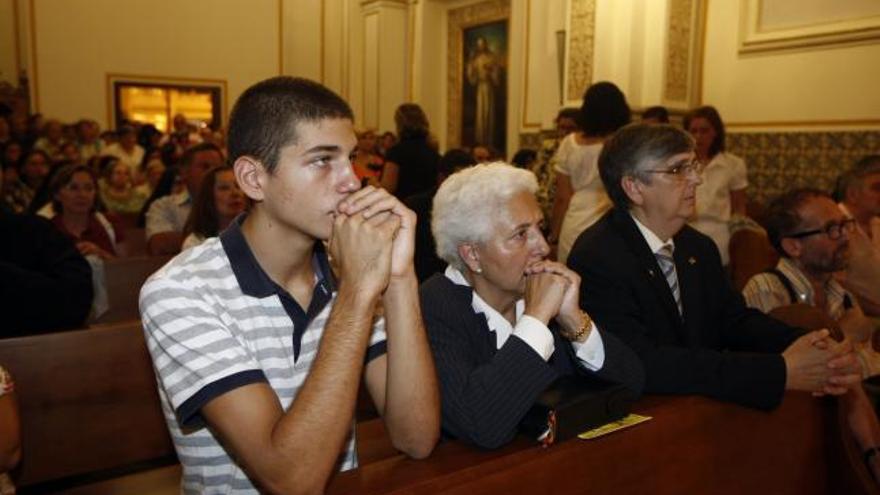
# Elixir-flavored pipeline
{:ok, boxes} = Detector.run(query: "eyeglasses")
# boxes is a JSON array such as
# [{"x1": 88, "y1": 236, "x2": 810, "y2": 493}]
[
  {"x1": 643, "y1": 159, "x2": 704, "y2": 181},
  {"x1": 786, "y1": 218, "x2": 856, "y2": 241}
]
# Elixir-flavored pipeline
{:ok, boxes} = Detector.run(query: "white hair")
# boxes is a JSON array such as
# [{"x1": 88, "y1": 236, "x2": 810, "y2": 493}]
[{"x1": 431, "y1": 161, "x2": 539, "y2": 271}]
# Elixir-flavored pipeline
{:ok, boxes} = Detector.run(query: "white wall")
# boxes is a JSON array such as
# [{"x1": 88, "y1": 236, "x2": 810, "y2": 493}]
[
  {"x1": 703, "y1": 0, "x2": 880, "y2": 130},
  {"x1": 0, "y1": 0, "x2": 18, "y2": 85},
  {"x1": 29, "y1": 0, "x2": 280, "y2": 128}
]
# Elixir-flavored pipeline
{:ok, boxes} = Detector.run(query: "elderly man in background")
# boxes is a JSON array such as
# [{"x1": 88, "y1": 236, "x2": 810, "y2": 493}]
[
  {"x1": 568, "y1": 124, "x2": 860, "y2": 411},
  {"x1": 144, "y1": 142, "x2": 223, "y2": 255},
  {"x1": 837, "y1": 156, "x2": 880, "y2": 317}
]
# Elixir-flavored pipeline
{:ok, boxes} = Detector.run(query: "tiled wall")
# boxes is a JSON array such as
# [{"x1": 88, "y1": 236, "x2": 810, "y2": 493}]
[{"x1": 520, "y1": 130, "x2": 880, "y2": 206}]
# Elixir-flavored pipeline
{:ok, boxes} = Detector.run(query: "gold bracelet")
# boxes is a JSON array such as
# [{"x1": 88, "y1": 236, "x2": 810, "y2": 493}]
[{"x1": 563, "y1": 311, "x2": 592, "y2": 342}]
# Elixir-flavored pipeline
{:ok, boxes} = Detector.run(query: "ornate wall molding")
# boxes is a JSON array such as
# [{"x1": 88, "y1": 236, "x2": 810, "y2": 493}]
[
  {"x1": 664, "y1": 0, "x2": 693, "y2": 102},
  {"x1": 565, "y1": 0, "x2": 595, "y2": 102},
  {"x1": 663, "y1": 0, "x2": 704, "y2": 108},
  {"x1": 446, "y1": 0, "x2": 510, "y2": 149},
  {"x1": 728, "y1": 130, "x2": 880, "y2": 205}
]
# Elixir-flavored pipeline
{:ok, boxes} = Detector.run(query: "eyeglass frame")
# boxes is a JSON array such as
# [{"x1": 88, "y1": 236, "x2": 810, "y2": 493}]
[
  {"x1": 641, "y1": 158, "x2": 705, "y2": 181},
  {"x1": 785, "y1": 218, "x2": 856, "y2": 241}
]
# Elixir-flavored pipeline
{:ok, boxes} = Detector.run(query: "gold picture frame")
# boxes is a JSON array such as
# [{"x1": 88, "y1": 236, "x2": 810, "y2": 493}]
[{"x1": 447, "y1": 0, "x2": 510, "y2": 150}]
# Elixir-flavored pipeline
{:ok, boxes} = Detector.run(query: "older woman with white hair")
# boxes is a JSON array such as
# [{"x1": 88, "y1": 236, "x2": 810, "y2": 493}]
[{"x1": 421, "y1": 162, "x2": 644, "y2": 449}]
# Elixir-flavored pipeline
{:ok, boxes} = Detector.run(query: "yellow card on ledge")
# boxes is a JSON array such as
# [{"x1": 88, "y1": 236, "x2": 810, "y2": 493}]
[{"x1": 578, "y1": 414, "x2": 652, "y2": 440}]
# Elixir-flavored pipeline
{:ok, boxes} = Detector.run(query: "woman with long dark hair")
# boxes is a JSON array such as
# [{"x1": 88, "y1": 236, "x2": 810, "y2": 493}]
[
  {"x1": 181, "y1": 165, "x2": 246, "y2": 250},
  {"x1": 548, "y1": 82, "x2": 631, "y2": 263},
  {"x1": 684, "y1": 105, "x2": 747, "y2": 266}
]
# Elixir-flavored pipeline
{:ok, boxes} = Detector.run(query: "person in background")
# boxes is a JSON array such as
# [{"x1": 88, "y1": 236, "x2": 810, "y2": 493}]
[
  {"x1": 2, "y1": 149, "x2": 50, "y2": 213},
  {"x1": 533, "y1": 107, "x2": 581, "y2": 224},
  {"x1": 471, "y1": 145, "x2": 493, "y2": 164},
  {"x1": 378, "y1": 131, "x2": 397, "y2": 157},
  {"x1": 549, "y1": 81, "x2": 630, "y2": 263},
  {"x1": 76, "y1": 119, "x2": 103, "y2": 162},
  {"x1": 1, "y1": 200, "x2": 93, "y2": 336},
  {"x1": 836, "y1": 156, "x2": 880, "y2": 316},
  {"x1": 741, "y1": 188, "x2": 880, "y2": 480},
  {"x1": 404, "y1": 148, "x2": 476, "y2": 282},
  {"x1": 422, "y1": 162, "x2": 644, "y2": 448},
  {"x1": 143, "y1": 158, "x2": 167, "y2": 195},
  {"x1": 641, "y1": 106, "x2": 670, "y2": 124},
  {"x1": 33, "y1": 119, "x2": 64, "y2": 160},
  {"x1": 145, "y1": 142, "x2": 223, "y2": 255},
  {"x1": 100, "y1": 156, "x2": 148, "y2": 215},
  {"x1": 352, "y1": 128, "x2": 384, "y2": 187},
  {"x1": 102, "y1": 125, "x2": 145, "y2": 182},
  {"x1": 59, "y1": 141, "x2": 83, "y2": 165},
  {"x1": 569, "y1": 123, "x2": 860, "y2": 411},
  {"x1": 684, "y1": 105, "x2": 747, "y2": 267},
  {"x1": 181, "y1": 165, "x2": 246, "y2": 250},
  {"x1": 0, "y1": 365, "x2": 21, "y2": 495},
  {"x1": 381, "y1": 103, "x2": 439, "y2": 199},
  {"x1": 511, "y1": 149, "x2": 537, "y2": 169},
  {"x1": 49, "y1": 164, "x2": 120, "y2": 260}
]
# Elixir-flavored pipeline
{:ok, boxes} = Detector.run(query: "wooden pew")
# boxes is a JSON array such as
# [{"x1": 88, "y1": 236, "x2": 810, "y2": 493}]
[
  {"x1": 327, "y1": 393, "x2": 875, "y2": 495},
  {"x1": 0, "y1": 321, "x2": 176, "y2": 491},
  {"x1": 116, "y1": 228, "x2": 148, "y2": 258},
  {"x1": 92, "y1": 255, "x2": 170, "y2": 325}
]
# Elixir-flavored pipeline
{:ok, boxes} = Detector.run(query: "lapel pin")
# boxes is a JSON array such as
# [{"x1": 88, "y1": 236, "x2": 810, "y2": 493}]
[
  {"x1": 648, "y1": 269, "x2": 655, "y2": 277},
  {"x1": 688, "y1": 257, "x2": 696, "y2": 265}
]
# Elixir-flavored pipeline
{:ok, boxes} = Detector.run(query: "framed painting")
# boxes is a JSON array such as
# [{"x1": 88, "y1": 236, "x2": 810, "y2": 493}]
[{"x1": 448, "y1": 1, "x2": 510, "y2": 153}]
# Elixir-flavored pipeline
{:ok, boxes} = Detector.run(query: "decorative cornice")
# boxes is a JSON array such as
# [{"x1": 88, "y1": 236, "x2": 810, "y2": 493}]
[{"x1": 565, "y1": 0, "x2": 595, "y2": 101}]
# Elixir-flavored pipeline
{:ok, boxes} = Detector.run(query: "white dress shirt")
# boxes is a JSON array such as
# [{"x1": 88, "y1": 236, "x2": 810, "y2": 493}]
[{"x1": 444, "y1": 266, "x2": 605, "y2": 370}]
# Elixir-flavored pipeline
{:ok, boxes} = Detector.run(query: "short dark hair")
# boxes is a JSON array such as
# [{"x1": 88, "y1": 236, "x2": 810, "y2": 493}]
[
  {"x1": 438, "y1": 148, "x2": 476, "y2": 178},
  {"x1": 642, "y1": 106, "x2": 670, "y2": 123},
  {"x1": 835, "y1": 155, "x2": 880, "y2": 202},
  {"x1": 180, "y1": 142, "x2": 223, "y2": 170},
  {"x1": 579, "y1": 81, "x2": 631, "y2": 137},
  {"x1": 394, "y1": 103, "x2": 430, "y2": 139},
  {"x1": 598, "y1": 124, "x2": 694, "y2": 209},
  {"x1": 49, "y1": 164, "x2": 100, "y2": 214},
  {"x1": 511, "y1": 149, "x2": 537, "y2": 169},
  {"x1": 683, "y1": 105, "x2": 726, "y2": 157},
  {"x1": 764, "y1": 188, "x2": 830, "y2": 256},
  {"x1": 556, "y1": 107, "x2": 580, "y2": 123},
  {"x1": 227, "y1": 77, "x2": 354, "y2": 174}
]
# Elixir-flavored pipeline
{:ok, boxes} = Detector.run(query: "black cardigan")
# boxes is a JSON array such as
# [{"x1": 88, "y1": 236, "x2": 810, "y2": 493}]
[{"x1": 420, "y1": 273, "x2": 645, "y2": 448}]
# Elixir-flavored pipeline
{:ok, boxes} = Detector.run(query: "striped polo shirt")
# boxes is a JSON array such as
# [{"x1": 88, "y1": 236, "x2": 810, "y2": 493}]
[{"x1": 140, "y1": 218, "x2": 387, "y2": 494}]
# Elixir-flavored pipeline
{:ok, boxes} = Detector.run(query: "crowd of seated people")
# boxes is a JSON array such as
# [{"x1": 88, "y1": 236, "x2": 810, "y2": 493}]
[{"x1": 2, "y1": 75, "x2": 880, "y2": 495}]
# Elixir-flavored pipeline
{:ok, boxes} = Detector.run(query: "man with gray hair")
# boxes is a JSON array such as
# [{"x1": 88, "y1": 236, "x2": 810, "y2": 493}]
[
  {"x1": 568, "y1": 123, "x2": 860, "y2": 410},
  {"x1": 837, "y1": 156, "x2": 880, "y2": 316}
]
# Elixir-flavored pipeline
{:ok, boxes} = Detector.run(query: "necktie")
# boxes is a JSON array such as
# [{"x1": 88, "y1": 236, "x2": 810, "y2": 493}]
[{"x1": 656, "y1": 244, "x2": 683, "y2": 315}]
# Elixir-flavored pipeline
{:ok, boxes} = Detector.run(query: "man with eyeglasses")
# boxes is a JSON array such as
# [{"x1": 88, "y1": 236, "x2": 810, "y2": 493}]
[
  {"x1": 742, "y1": 189, "x2": 880, "y2": 479},
  {"x1": 568, "y1": 124, "x2": 860, "y2": 410},
  {"x1": 743, "y1": 189, "x2": 877, "y2": 377}
]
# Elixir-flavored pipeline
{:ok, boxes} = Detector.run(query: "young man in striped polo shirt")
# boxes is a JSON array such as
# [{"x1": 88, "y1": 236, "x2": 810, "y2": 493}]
[{"x1": 140, "y1": 77, "x2": 439, "y2": 494}]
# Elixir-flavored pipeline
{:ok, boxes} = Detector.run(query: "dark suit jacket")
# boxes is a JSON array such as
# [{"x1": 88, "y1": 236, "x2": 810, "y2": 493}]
[
  {"x1": 420, "y1": 273, "x2": 645, "y2": 449},
  {"x1": 568, "y1": 208, "x2": 802, "y2": 410}
]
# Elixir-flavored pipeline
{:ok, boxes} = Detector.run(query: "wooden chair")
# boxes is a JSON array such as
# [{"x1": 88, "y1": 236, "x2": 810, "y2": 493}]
[
  {"x1": 92, "y1": 255, "x2": 171, "y2": 325},
  {"x1": 729, "y1": 228, "x2": 779, "y2": 291},
  {"x1": 0, "y1": 322, "x2": 176, "y2": 490}
]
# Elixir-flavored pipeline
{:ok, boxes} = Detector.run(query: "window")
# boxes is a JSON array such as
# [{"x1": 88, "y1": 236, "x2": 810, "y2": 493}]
[{"x1": 112, "y1": 80, "x2": 223, "y2": 132}]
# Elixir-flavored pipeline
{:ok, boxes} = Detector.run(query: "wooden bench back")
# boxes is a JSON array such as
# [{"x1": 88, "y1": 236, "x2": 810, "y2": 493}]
[
  {"x1": 0, "y1": 321, "x2": 174, "y2": 488},
  {"x1": 93, "y1": 255, "x2": 170, "y2": 325}
]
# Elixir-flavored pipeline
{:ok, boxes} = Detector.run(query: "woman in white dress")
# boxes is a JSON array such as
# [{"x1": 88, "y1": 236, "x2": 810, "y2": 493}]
[
  {"x1": 684, "y1": 106, "x2": 748, "y2": 266},
  {"x1": 549, "y1": 82, "x2": 631, "y2": 263}
]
